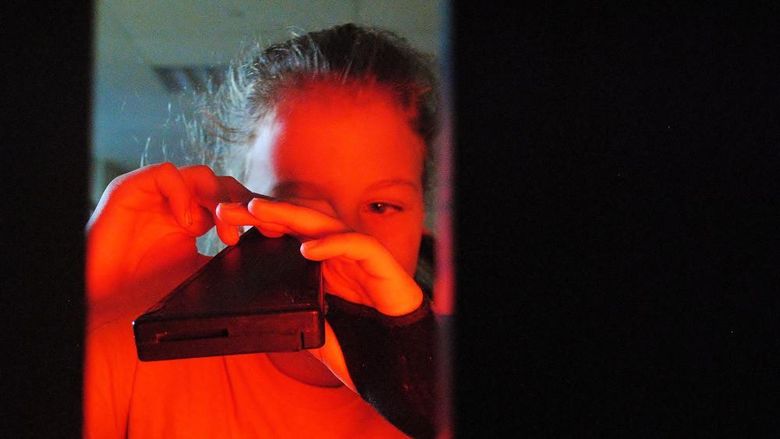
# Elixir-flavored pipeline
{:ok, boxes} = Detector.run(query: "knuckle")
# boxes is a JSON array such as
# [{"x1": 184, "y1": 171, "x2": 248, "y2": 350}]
[
  {"x1": 221, "y1": 175, "x2": 241, "y2": 185},
  {"x1": 157, "y1": 161, "x2": 177, "y2": 173},
  {"x1": 247, "y1": 198, "x2": 262, "y2": 212},
  {"x1": 189, "y1": 164, "x2": 215, "y2": 178},
  {"x1": 200, "y1": 165, "x2": 216, "y2": 177}
]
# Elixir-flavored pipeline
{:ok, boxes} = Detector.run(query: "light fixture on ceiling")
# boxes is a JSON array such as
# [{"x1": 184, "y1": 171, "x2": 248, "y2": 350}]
[{"x1": 153, "y1": 65, "x2": 227, "y2": 94}]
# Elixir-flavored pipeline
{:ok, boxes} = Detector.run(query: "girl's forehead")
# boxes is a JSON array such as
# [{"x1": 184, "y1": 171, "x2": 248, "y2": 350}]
[
  {"x1": 272, "y1": 84, "x2": 423, "y2": 168},
  {"x1": 276, "y1": 80, "x2": 407, "y2": 124},
  {"x1": 246, "y1": 80, "x2": 425, "y2": 195},
  {"x1": 271, "y1": 124, "x2": 424, "y2": 188}
]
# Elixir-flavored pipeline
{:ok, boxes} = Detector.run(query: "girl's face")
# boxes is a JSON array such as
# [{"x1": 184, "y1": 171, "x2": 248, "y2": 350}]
[{"x1": 245, "y1": 81, "x2": 426, "y2": 275}]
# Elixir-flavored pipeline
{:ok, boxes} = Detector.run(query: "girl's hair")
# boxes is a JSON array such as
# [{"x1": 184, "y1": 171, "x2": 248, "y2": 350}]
[
  {"x1": 154, "y1": 23, "x2": 440, "y2": 254},
  {"x1": 170, "y1": 23, "x2": 438, "y2": 188}
]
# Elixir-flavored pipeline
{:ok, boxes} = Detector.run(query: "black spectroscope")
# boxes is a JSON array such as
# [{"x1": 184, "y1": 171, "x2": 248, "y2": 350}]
[{"x1": 133, "y1": 227, "x2": 324, "y2": 361}]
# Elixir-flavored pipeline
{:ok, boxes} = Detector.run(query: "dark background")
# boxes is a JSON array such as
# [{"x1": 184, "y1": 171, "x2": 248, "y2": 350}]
[
  {"x1": 2, "y1": 2, "x2": 91, "y2": 437},
  {"x1": 3, "y1": 2, "x2": 778, "y2": 437},
  {"x1": 453, "y1": 2, "x2": 779, "y2": 437}
]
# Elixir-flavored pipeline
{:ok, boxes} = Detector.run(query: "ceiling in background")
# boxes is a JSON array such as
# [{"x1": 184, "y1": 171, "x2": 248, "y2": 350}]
[{"x1": 90, "y1": 0, "x2": 446, "y2": 204}]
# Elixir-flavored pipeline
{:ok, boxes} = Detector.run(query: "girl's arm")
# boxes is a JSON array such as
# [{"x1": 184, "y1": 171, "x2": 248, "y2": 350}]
[
  {"x1": 325, "y1": 293, "x2": 437, "y2": 439},
  {"x1": 83, "y1": 163, "x2": 252, "y2": 437}
]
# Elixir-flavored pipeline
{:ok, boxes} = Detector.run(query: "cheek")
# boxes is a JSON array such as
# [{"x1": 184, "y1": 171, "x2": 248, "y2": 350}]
[
  {"x1": 368, "y1": 216, "x2": 424, "y2": 276},
  {"x1": 396, "y1": 231, "x2": 423, "y2": 275}
]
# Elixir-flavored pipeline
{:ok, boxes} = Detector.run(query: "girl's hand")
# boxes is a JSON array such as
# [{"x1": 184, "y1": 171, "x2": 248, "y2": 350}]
[
  {"x1": 216, "y1": 197, "x2": 425, "y2": 391},
  {"x1": 216, "y1": 197, "x2": 424, "y2": 316},
  {"x1": 86, "y1": 163, "x2": 252, "y2": 310}
]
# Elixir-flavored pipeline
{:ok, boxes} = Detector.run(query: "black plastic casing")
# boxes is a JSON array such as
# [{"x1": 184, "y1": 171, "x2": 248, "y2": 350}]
[{"x1": 133, "y1": 228, "x2": 324, "y2": 361}]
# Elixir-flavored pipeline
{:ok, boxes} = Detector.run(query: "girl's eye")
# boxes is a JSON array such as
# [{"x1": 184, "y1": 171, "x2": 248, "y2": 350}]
[{"x1": 367, "y1": 202, "x2": 401, "y2": 214}]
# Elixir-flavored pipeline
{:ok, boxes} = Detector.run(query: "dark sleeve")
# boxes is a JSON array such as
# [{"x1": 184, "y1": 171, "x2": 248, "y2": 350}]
[{"x1": 325, "y1": 294, "x2": 437, "y2": 439}]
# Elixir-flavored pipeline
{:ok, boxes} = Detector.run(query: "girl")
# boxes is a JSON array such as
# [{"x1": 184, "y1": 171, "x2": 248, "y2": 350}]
[{"x1": 85, "y1": 24, "x2": 439, "y2": 438}]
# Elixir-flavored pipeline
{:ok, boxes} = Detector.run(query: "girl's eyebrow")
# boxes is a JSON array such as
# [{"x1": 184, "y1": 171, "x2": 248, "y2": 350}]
[
  {"x1": 271, "y1": 181, "x2": 323, "y2": 198},
  {"x1": 365, "y1": 179, "x2": 421, "y2": 193},
  {"x1": 274, "y1": 179, "x2": 420, "y2": 196}
]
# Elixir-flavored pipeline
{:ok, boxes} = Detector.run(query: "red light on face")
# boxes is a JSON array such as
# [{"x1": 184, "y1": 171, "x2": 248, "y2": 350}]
[{"x1": 247, "y1": 79, "x2": 427, "y2": 276}]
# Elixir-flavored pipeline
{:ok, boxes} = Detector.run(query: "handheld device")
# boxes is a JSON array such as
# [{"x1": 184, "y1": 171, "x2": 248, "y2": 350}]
[{"x1": 133, "y1": 227, "x2": 324, "y2": 361}]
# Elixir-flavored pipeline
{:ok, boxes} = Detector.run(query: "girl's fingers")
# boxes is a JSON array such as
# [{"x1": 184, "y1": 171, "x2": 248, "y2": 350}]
[
  {"x1": 215, "y1": 177, "x2": 256, "y2": 242},
  {"x1": 216, "y1": 203, "x2": 292, "y2": 239},
  {"x1": 180, "y1": 165, "x2": 226, "y2": 210},
  {"x1": 301, "y1": 233, "x2": 423, "y2": 316},
  {"x1": 218, "y1": 175, "x2": 255, "y2": 204},
  {"x1": 300, "y1": 233, "x2": 397, "y2": 278},
  {"x1": 218, "y1": 197, "x2": 348, "y2": 240},
  {"x1": 215, "y1": 202, "x2": 259, "y2": 224},
  {"x1": 180, "y1": 166, "x2": 247, "y2": 244},
  {"x1": 246, "y1": 197, "x2": 348, "y2": 238},
  {"x1": 257, "y1": 229, "x2": 285, "y2": 238},
  {"x1": 150, "y1": 162, "x2": 196, "y2": 229}
]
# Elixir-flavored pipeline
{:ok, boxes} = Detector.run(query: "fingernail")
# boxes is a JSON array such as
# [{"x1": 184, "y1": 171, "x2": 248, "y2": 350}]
[
  {"x1": 251, "y1": 193, "x2": 277, "y2": 202},
  {"x1": 301, "y1": 240, "x2": 319, "y2": 252},
  {"x1": 219, "y1": 202, "x2": 243, "y2": 209}
]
